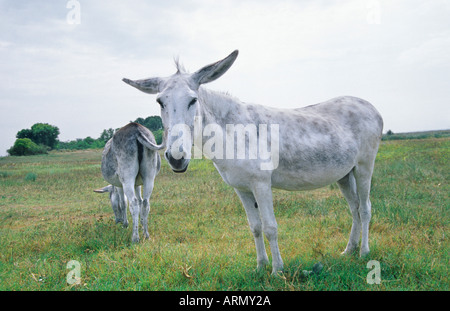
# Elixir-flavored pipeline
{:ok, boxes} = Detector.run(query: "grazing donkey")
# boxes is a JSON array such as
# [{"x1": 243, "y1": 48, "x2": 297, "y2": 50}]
[
  {"x1": 122, "y1": 50, "x2": 383, "y2": 273},
  {"x1": 94, "y1": 123, "x2": 163, "y2": 243},
  {"x1": 94, "y1": 184, "x2": 133, "y2": 227}
]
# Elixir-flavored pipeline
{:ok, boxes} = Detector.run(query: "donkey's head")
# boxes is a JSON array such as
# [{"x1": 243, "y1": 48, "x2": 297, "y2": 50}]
[{"x1": 123, "y1": 50, "x2": 238, "y2": 172}]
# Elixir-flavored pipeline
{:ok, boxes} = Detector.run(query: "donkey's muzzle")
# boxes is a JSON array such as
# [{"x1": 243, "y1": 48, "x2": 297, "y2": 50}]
[{"x1": 165, "y1": 150, "x2": 190, "y2": 173}]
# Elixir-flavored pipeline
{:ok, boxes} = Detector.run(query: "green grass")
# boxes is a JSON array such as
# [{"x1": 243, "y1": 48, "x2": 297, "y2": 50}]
[{"x1": 0, "y1": 139, "x2": 448, "y2": 291}]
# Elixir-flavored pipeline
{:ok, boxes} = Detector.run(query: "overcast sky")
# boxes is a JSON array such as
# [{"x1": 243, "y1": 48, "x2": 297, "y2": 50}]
[{"x1": 1, "y1": 0, "x2": 449, "y2": 156}]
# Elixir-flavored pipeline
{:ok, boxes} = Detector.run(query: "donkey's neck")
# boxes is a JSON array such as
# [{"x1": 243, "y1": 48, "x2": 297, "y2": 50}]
[{"x1": 197, "y1": 87, "x2": 243, "y2": 126}]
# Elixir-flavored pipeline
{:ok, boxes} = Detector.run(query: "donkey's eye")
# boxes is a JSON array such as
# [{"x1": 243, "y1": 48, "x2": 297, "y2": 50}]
[
  {"x1": 188, "y1": 98, "x2": 197, "y2": 109},
  {"x1": 156, "y1": 98, "x2": 165, "y2": 108}
]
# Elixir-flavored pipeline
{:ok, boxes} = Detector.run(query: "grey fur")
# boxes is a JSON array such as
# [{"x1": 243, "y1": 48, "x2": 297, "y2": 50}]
[{"x1": 94, "y1": 123, "x2": 163, "y2": 243}]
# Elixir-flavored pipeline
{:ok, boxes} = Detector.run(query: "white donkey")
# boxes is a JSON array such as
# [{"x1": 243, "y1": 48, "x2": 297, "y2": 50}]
[
  {"x1": 123, "y1": 51, "x2": 383, "y2": 273},
  {"x1": 94, "y1": 122, "x2": 163, "y2": 243}
]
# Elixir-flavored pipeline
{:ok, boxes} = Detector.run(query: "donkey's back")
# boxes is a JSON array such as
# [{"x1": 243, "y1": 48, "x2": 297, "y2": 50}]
[
  {"x1": 272, "y1": 96, "x2": 383, "y2": 191},
  {"x1": 299, "y1": 96, "x2": 383, "y2": 142},
  {"x1": 101, "y1": 123, "x2": 161, "y2": 188}
]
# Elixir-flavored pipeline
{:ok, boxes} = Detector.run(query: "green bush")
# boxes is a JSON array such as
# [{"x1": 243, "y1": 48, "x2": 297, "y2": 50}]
[
  {"x1": 56, "y1": 137, "x2": 106, "y2": 150},
  {"x1": 16, "y1": 123, "x2": 60, "y2": 149},
  {"x1": 7, "y1": 138, "x2": 49, "y2": 156},
  {"x1": 153, "y1": 129, "x2": 164, "y2": 144},
  {"x1": 0, "y1": 171, "x2": 12, "y2": 178},
  {"x1": 24, "y1": 172, "x2": 37, "y2": 182}
]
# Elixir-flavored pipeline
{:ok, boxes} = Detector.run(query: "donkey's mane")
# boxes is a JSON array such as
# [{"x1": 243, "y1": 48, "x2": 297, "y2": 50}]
[
  {"x1": 174, "y1": 57, "x2": 187, "y2": 74},
  {"x1": 199, "y1": 87, "x2": 241, "y2": 108}
]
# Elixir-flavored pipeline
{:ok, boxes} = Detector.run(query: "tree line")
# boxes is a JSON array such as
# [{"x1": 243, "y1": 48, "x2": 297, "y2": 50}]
[{"x1": 7, "y1": 116, "x2": 163, "y2": 156}]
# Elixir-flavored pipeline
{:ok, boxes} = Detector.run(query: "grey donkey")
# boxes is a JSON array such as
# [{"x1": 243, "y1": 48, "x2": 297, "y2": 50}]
[{"x1": 94, "y1": 122, "x2": 163, "y2": 243}]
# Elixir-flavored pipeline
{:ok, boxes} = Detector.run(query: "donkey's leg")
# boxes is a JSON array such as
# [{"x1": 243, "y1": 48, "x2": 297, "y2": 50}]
[
  {"x1": 139, "y1": 152, "x2": 158, "y2": 241},
  {"x1": 109, "y1": 188, "x2": 122, "y2": 224},
  {"x1": 122, "y1": 183, "x2": 140, "y2": 243},
  {"x1": 252, "y1": 183, "x2": 283, "y2": 274},
  {"x1": 140, "y1": 180, "x2": 155, "y2": 240},
  {"x1": 354, "y1": 162, "x2": 376, "y2": 256},
  {"x1": 337, "y1": 169, "x2": 361, "y2": 255},
  {"x1": 134, "y1": 185, "x2": 148, "y2": 239},
  {"x1": 234, "y1": 189, "x2": 269, "y2": 270},
  {"x1": 117, "y1": 187, "x2": 129, "y2": 228}
]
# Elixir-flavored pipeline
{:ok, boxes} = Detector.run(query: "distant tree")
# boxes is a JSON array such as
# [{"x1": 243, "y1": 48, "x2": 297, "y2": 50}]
[
  {"x1": 56, "y1": 135, "x2": 106, "y2": 150},
  {"x1": 99, "y1": 128, "x2": 115, "y2": 142},
  {"x1": 387, "y1": 129, "x2": 394, "y2": 135},
  {"x1": 84, "y1": 136, "x2": 95, "y2": 145},
  {"x1": 133, "y1": 117, "x2": 146, "y2": 126},
  {"x1": 132, "y1": 116, "x2": 163, "y2": 132},
  {"x1": 7, "y1": 138, "x2": 49, "y2": 156},
  {"x1": 16, "y1": 123, "x2": 60, "y2": 149},
  {"x1": 147, "y1": 116, "x2": 163, "y2": 132},
  {"x1": 31, "y1": 123, "x2": 60, "y2": 149},
  {"x1": 153, "y1": 129, "x2": 164, "y2": 145},
  {"x1": 16, "y1": 128, "x2": 34, "y2": 140}
]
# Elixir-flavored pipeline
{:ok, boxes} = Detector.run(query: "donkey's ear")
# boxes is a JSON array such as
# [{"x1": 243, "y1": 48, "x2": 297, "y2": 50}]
[
  {"x1": 192, "y1": 50, "x2": 239, "y2": 86},
  {"x1": 122, "y1": 77, "x2": 163, "y2": 94}
]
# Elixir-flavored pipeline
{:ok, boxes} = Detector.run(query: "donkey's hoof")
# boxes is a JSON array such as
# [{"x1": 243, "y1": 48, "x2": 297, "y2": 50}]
[
  {"x1": 360, "y1": 248, "x2": 370, "y2": 257},
  {"x1": 341, "y1": 246, "x2": 358, "y2": 256}
]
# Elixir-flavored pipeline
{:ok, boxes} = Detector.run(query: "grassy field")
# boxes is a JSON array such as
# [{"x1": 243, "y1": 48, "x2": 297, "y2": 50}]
[{"x1": 0, "y1": 138, "x2": 448, "y2": 291}]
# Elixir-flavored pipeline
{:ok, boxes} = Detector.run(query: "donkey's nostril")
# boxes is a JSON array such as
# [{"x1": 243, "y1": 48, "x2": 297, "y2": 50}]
[
  {"x1": 164, "y1": 149, "x2": 189, "y2": 172},
  {"x1": 166, "y1": 148, "x2": 188, "y2": 161}
]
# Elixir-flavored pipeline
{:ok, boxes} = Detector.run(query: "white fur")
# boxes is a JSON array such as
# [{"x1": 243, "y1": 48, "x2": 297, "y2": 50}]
[{"x1": 123, "y1": 50, "x2": 383, "y2": 273}]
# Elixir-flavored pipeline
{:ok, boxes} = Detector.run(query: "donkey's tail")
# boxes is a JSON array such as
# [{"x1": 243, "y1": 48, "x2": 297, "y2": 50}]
[{"x1": 136, "y1": 131, "x2": 165, "y2": 151}]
